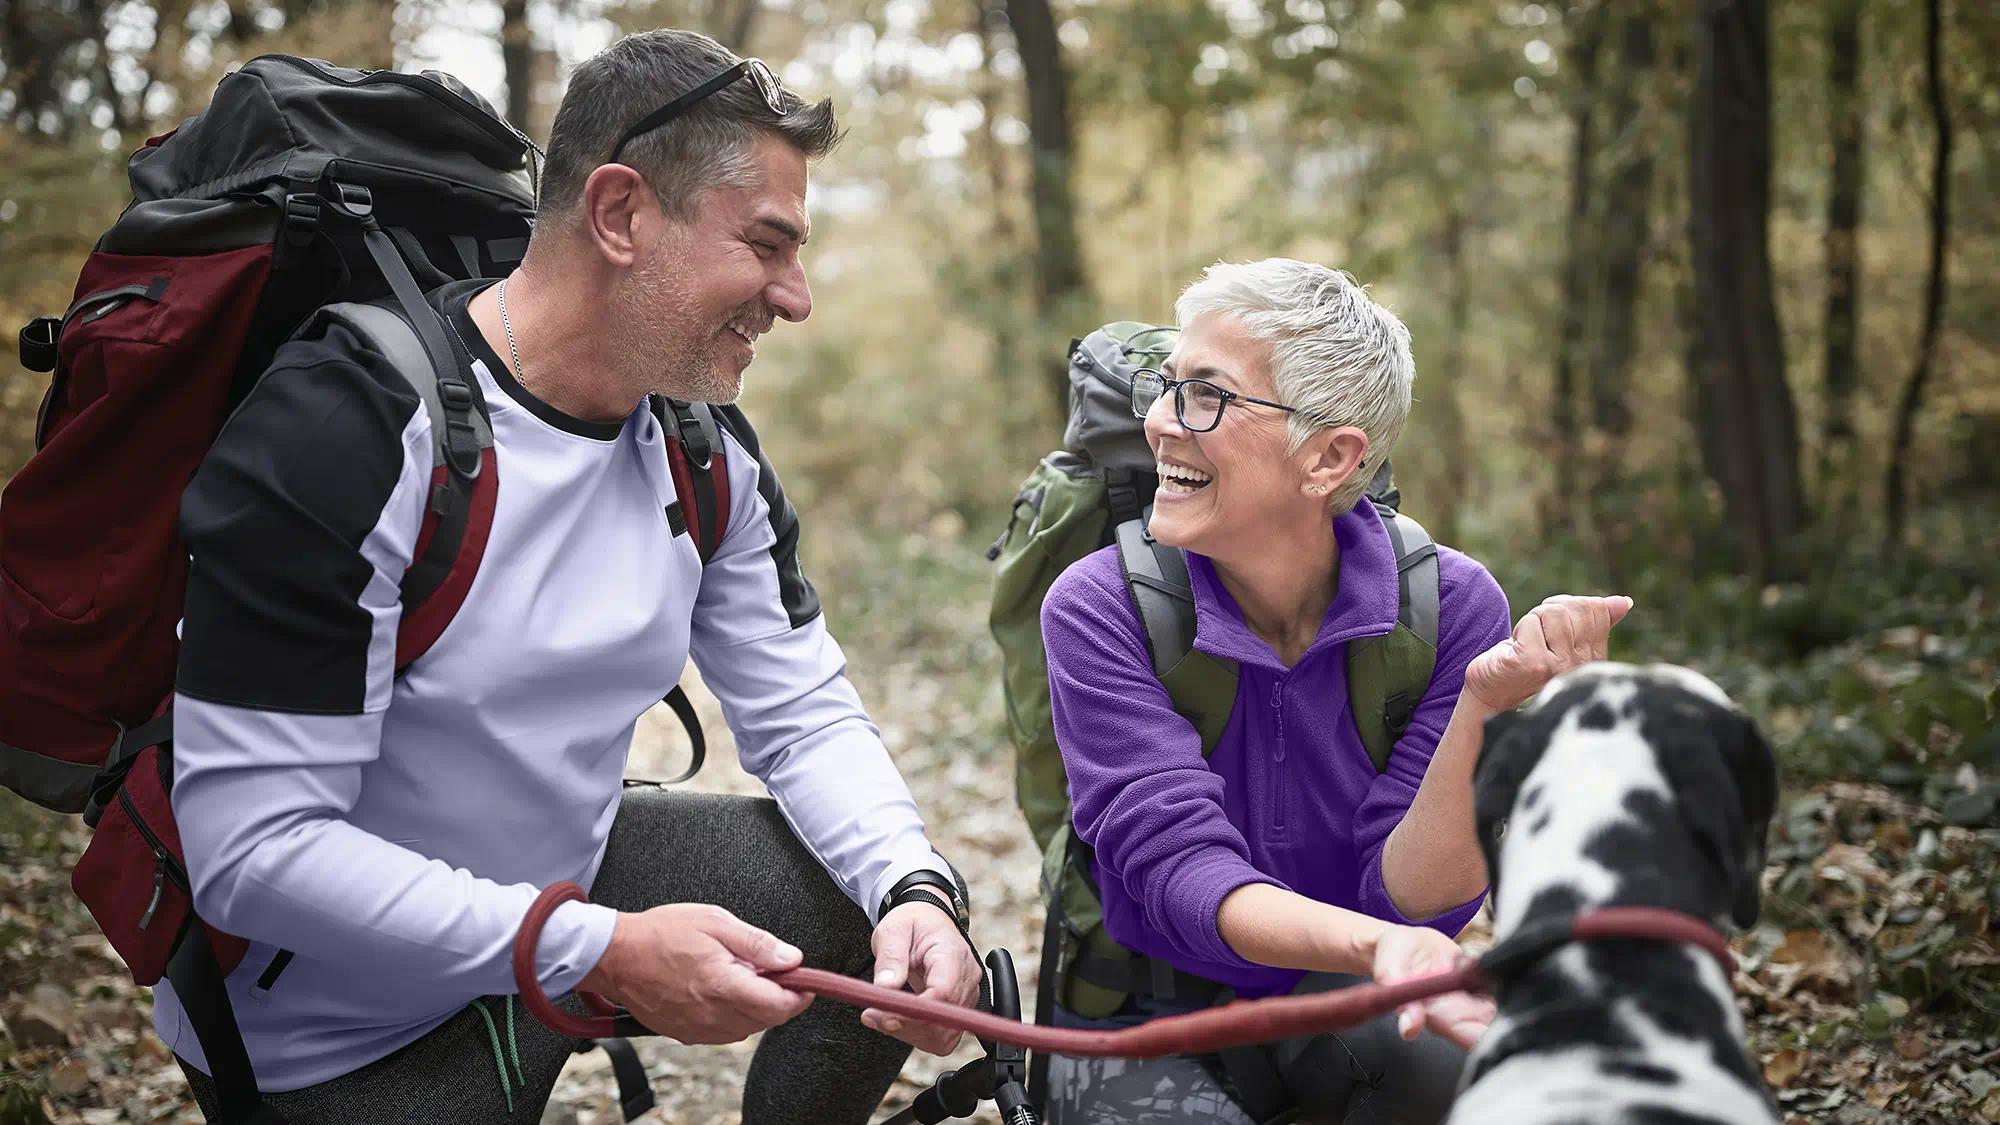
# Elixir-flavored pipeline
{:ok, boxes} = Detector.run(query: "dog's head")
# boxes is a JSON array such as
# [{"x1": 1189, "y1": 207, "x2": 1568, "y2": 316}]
[{"x1": 1473, "y1": 663, "x2": 1778, "y2": 932}]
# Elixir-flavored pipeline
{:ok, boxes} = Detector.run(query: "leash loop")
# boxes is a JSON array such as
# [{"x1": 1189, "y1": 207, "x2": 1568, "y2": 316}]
[{"x1": 513, "y1": 881, "x2": 648, "y2": 1040}]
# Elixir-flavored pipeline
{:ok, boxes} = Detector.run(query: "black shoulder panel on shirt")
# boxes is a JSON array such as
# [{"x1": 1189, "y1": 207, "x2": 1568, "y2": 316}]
[
  {"x1": 176, "y1": 320, "x2": 427, "y2": 714},
  {"x1": 710, "y1": 405, "x2": 821, "y2": 630}
]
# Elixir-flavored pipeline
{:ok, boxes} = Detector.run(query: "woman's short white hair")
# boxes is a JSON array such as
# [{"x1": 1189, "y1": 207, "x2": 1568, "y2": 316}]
[{"x1": 1175, "y1": 258, "x2": 1415, "y2": 512}]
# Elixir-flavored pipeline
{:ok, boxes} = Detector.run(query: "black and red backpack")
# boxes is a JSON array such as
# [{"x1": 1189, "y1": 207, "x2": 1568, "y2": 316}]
[{"x1": 0, "y1": 55, "x2": 721, "y2": 1122}]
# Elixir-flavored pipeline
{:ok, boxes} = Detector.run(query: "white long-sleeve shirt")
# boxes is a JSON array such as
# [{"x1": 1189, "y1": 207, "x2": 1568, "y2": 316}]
[{"x1": 160, "y1": 284, "x2": 946, "y2": 1090}]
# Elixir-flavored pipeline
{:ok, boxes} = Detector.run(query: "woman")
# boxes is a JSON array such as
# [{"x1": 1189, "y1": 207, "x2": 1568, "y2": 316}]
[{"x1": 1040, "y1": 258, "x2": 1631, "y2": 1124}]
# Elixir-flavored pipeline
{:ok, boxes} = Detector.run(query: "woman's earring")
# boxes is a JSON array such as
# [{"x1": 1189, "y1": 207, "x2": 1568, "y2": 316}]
[{"x1": 1308, "y1": 484, "x2": 1328, "y2": 495}]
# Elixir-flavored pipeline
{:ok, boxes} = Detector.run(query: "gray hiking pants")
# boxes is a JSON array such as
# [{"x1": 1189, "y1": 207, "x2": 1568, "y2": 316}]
[
  {"x1": 1044, "y1": 972, "x2": 1465, "y2": 1125},
  {"x1": 178, "y1": 788, "x2": 912, "y2": 1124}
]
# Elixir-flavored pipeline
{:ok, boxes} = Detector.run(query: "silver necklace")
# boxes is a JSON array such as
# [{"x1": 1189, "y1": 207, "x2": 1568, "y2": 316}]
[{"x1": 497, "y1": 278, "x2": 527, "y2": 389}]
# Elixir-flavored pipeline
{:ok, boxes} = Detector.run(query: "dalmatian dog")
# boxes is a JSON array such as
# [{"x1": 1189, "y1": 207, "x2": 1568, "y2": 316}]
[{"x1": 1446, "y1": 663, "x2": 1780, "y2": 1125}]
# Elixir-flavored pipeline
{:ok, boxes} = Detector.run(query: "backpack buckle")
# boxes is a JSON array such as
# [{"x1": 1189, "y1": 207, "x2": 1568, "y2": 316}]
[
  {"x1": 436, "y1": 377, "x2": 482, "y2": 478},
  {"x1": 282, "y1": 194, "x2": 321, "y2": 246},
  {"x1": 675, "y1": 409, "x2": 712, "y2": 470},
  {"x1": 327, "y1": 182, "x2": 375, "y2": 221},
  {"x1": 1106, "y1": 481, "x2": 1140, "y2": 526},
  {"x1": 1383, "y1": 690, "x2": 1417, "y2": 738}
]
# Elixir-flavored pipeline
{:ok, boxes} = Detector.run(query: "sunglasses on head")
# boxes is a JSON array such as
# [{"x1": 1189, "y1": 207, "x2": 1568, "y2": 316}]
[{"x1": 609, "y1": 58, "x2": 787, "y2": 165}]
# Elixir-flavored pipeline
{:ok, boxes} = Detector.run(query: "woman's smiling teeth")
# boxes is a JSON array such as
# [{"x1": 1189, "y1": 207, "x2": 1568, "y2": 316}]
[{"x1": 1158, "y1": 461, "x2": 1213, "y2": 494}]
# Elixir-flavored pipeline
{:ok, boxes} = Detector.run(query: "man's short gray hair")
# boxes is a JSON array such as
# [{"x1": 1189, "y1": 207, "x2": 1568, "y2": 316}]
[
  {"x1": 1175, "y1": 259, "x2": 1416, "y2": 512},
  {"x1": 538, "y1": 30, "x2": 842, "y2": 224}
]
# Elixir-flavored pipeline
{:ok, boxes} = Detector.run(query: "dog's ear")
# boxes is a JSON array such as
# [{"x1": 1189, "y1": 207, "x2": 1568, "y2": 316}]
[
  {"x1": 1722, "y1": 710, "x2": 1780, "y2": 928},
  {"x1": 1472, "y1": 707, "x2": 1541, "y2": 918},
  {"x1": 1652, "y1": 695, "x2": 1779, "y2": 930}
]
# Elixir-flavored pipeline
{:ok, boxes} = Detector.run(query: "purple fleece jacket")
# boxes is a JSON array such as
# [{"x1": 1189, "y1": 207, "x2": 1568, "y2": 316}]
[{"x1": 1041, "y1": 500, "x2": 1512, "y2": 998}]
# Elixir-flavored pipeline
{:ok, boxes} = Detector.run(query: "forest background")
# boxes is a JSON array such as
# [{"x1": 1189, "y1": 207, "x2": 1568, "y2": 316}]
[{"x1": 0, "y1": 0, "x2": 1995, "y2": 1122}]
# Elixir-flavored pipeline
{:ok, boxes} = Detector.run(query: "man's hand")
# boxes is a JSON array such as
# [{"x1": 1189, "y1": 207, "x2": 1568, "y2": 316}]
[
  {"x1": 1371, "y1": 925, "x2": 1493, "y2": 1050},
  {"x1": 575, "y1": 903, "x2": 812, "y2": 1045},
  {"x1": 861, "y1": 901, "x2": 982, "y2": 1055},
  {"x1": 1465, "y1": 594, "x2": 1635, "y2": 714}
]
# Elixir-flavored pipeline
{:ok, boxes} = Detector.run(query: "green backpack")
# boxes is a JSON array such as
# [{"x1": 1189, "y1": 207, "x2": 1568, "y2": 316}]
[{"x1": 987, "y1": 321, "x2": 1442, "y2": 1019}]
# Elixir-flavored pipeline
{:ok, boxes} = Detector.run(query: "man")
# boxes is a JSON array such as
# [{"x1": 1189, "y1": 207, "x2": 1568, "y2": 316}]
[{"x1": 164, "y1": 29, "x2": 980, "y2": 1124}]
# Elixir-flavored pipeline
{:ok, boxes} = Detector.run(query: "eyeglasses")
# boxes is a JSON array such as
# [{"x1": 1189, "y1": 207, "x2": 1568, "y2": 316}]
[
  {"x1": 610, "y1": 58, "x2": 788, "y2": 165},
  {"x1": 1130, "y1": 368, "x2": 1315, "y2": 432}
]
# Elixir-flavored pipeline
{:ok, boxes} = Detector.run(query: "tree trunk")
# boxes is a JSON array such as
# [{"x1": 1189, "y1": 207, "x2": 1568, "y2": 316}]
[
  {"x1": 1432, "y1": 201, "x2": 1471, "y2": 547},
  {"x1": 144, "y1": 0, "x2": 197, "y2": 121},
  {"x1": 1884, "y1": 0, "x2": 1952, "y2": 551},
  {"x1": 1590, "y1": 7, "x2": 1655, "y2": 443},
  {"x1": 224, "y1": 0, "x2": 257, "y2": 41},
  {"x1": 502, "y1": 0, "x2": 532, "y2": 130},
  {"x1": 1162, "y1": 105, "x2": 1189, "y2": 313},
  {"x1": 1551, "y1": 2, "x2": 1603, "y2": 526},
  {"x1": 1664, "y1": 27, "x2": 1728, "y2": 530},
  {"x1": 723, "y1": 0, "x2": 761, "y2": 54},
  {"x1": 1819, "y1": 0, "x2": 1863, "y2": 504},
  {"x1": 1688, "y1": 0, "x2": 1804, "y2": 583},
  {"x1": 81, "y1": 0, "x2": 128, "y2": 132},
  {"x1": 971, "y1": 0, "x2": 1021, "y2": 384},
  {"x1": 1005, "y1": 0, "x2": 1088, "y2": 417}
]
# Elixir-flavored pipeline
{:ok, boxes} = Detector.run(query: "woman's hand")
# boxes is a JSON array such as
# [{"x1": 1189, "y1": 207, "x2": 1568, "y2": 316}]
[
  {"x1": 1372, "y1": 925, "x2": 1493, "y2": 1050},
  {"x1": 1464, "y1": 594, "x2": 1634, "y2": 714}
]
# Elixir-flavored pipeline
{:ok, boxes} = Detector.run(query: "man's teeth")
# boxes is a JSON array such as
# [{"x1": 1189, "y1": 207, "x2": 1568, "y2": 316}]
[
  {"x1": 728, "y1": 321, "x2": 758, "y2": 343},
  {"x1": 1157, "y1": 461, "x2": 1213, "y2": 493}
]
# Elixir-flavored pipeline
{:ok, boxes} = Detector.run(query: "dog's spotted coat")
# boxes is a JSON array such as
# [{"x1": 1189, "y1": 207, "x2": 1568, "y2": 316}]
[{"x1": 1445, "y1": 664, "x2": 1781, "y2": 1125}]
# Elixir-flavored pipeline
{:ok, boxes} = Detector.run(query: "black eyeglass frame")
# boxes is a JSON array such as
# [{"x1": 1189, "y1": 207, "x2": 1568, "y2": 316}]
[
  {"x1": 1130, "y1": 368, "x2": 1319, "y2": 433},
  {"x1": 609, "y1": 58, "x2": 787, "y2": 166}
]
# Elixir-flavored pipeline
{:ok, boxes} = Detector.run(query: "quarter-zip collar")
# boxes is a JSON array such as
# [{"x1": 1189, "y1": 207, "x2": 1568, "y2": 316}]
[{"x1": 1188, "y1": 501, "x2": 1401, "y2": 671}]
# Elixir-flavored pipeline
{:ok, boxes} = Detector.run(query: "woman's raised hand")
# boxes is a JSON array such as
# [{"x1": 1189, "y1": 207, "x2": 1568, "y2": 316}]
[{"x1": 1464, "y1": 594, "x2": 1634, "y2": 714}]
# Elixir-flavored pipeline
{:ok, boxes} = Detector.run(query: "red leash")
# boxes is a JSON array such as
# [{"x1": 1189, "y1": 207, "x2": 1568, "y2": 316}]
[{"x1": 513, "y1": 882, "x2": 1734, "y2": 1056}]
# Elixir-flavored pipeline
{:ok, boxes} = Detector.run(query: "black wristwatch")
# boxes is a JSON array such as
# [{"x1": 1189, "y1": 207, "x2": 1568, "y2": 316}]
[{"x1": 879, "y1": 869, "x2": 970, "y2": 931}]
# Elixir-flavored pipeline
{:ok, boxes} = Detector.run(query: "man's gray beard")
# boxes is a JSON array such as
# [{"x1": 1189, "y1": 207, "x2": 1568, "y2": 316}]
[
  {"x1": 620, "y1": 329, "x2": 740, "y2": 404},
  {"x1": 611, "y1": 254, "x2": 743, "y2": 405},
  {"x1": 679, "y1": 345, "x2": 743, "y2": 404}
]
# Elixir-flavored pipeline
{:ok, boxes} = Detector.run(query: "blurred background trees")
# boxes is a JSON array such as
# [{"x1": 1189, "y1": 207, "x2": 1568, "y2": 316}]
[
  {"x1": 1, "y1": 0, "x2": 1992, "y2": 580},
  {"x1": 1, "y1": 0, "x2": 1992, "y2": 748}
]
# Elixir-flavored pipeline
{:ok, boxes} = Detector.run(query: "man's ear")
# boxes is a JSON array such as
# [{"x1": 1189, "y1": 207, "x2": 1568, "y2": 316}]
[{"x1": 579, "y1": 163, "x2": 655, "y2": 269}]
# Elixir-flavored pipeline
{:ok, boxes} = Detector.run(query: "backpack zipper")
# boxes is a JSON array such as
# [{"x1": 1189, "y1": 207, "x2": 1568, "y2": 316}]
[
  {"x1": 37, "y1": 278, "x2": 172, "y2": 449},
  {"x1": 1069, "y1": 346, "x2": 1133, "y2": 397},
  {"x1": 985, "y1": 476, "x2": 1057, "y2": 560},
  {"x1": 60, "y1": 278, "x2": 168, "y2": 332},
  {"x1": 1269, "y1": 676, "x2": 1288, "y2": 836},
  {"x1": 116, "y1": 786, "x2": 190, "y2": 930}
]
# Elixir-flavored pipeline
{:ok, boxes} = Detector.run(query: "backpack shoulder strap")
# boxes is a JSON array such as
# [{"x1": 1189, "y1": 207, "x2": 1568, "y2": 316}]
[
  {"x1": 1113, "y1": 516, "x2": 1194, "y2": 675},
  {"x1": 1346, "y1": 503, "x2": 1442, "y2": 772},
  {"x1": 653, "y1": 396, "x2": 731, "y2": 564},
  {"x1": 1113, "y1": 515, "x2": 1239, "y2": 756},
  {"x1": 319, "y1": 300, "x2": 497, "y2": 672},
  {"x1": 639, "y1": 396, "x2": 732, "y2": 786}
]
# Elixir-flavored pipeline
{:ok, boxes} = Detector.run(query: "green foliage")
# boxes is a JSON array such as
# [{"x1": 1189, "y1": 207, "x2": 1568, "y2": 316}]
[{"x1": 0, "y1": 1071, "x2": 50, "y2": 1125}]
